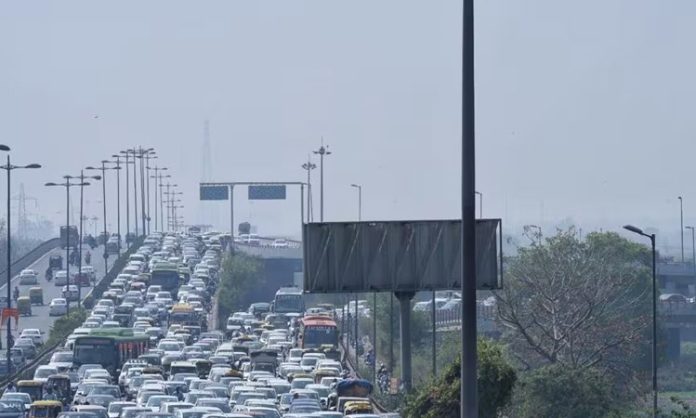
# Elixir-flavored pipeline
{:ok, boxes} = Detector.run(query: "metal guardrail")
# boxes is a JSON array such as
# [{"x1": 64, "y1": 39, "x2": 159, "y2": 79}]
[
  {"x1": 339, "y1": 338, "x2": 387, "y2": 413},
  {"x1": 0, "y1": 238, "x2": 61, "y2": 279}
]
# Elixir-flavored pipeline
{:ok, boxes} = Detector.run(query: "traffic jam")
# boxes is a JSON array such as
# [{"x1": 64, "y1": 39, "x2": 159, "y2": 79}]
[{"x1": 0, "y1": 233, "x2": 381, "y2": 418}]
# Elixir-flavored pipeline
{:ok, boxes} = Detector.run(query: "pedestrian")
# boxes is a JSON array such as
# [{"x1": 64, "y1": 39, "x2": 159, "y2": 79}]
[{"x1": 5, "y1": 382, "x2": 16, "y2": 393}]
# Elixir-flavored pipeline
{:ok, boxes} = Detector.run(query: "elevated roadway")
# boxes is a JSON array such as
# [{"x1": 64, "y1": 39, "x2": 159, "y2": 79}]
[{"x1": 1, "y1": 246, "x2": 116, "y2": 347}]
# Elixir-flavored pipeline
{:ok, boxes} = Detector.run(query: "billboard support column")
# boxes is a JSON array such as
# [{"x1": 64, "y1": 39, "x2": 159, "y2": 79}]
[{"x1": 396, "y1": 291, "x2": 415, "y2": 391}]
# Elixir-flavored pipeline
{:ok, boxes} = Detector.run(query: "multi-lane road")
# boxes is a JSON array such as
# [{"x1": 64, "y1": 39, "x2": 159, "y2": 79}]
[{"x1": 0, "y1": 245, "x2": 117, "y2": 347}]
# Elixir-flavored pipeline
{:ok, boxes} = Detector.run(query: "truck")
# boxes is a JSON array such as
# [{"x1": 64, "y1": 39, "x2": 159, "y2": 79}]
[
  {"x1": 249, "y1": 349, "x2": 278, "y2": 375},
  {"x1": 60, "y1": 226, "x2": 79, "y2": 249}
]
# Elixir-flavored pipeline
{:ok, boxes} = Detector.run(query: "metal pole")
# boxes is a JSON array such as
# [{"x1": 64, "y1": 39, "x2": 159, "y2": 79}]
[
  {"x1": 300, "y1": 184, "x2": 304, "y2": 227},
  {"x1": 139, "y1": 150, "x2": 146, "y2": 236},
  {"x1": 229, "y1": 185, "x2": 234, "y2": 239},
  {"x1": 461, "y1": 0, "x2": 478, "y2": 414},
  {"x1": 692, "y1": 228, "x2": 695, "y2": 270},
  {"x1": 165, "y1": 184, "x2": 171, "y2": 232},
  {"x1": 133, "y1": 151, "x2": 139, "y2": 238},
  {"x1": 389, "y1": 293, "x2": 394, "y2": 371},
  {"x1": 651, "y1": 234, "x2": 658, "y2": 416},
  {"x1": 115, "y1": 159, "x2": 121, "y2": 254},
  {"x1": 373, "y1": 292, "x2": 377, "y2": 384},
  {"x1": 355, "y1": 294, "x2": 359, "y2": 365},
  {"x1": 152, "y1": 169, "x2": 158, "y2": 232},
  {"x1": 358, "y1": 187, "x2": 362, "y2": 222},
  {"x1": 159, "y1": 181, "x2": 164, "y2": 232},
  {"x1": 101, "y1": 163, "x2": 108, "y2": 277},
  {"x1": 396, "y1": 291, "x2": 414, "y2": 391},
  {"x1": 680, "y1": 196, "x2": 684, "y2": 262},
  {"x1": 306, "y1": 165, "x2": 311, "y2": 223},
  {"x1": 78, "y1": 172, "x2": 84, "y2": 307},
  {"x1": 145, "y1": 155, "x2": 151, "y2": 235},
  {"x1": 5, "y1": 156, "x2": 11, "y2": 371},
  {"x1": 432, "y1": 289, "x2": 437, "y2": 378},
  {"x1": 320, "y1": 153, "x2": 324, "y2": 222},
  {"x1": 124, "y1": 153, "x2": 130, "y2": 247},
  {"x1": 66, "y1": 183, "x2": 70, "y2": 315}
]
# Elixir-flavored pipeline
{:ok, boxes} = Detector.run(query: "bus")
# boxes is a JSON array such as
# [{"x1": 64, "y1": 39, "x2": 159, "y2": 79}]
[
  {"x1": 72, "y1": 328, "x2": 149, "y2": 375},
  {"x1": 169, "y1": 303, "x2": 199, "y2": 326},
  {"x1": 272, "y1": 287, "x2": 305, "y2": 315},
  {"x1": 150, "y1": 262, "x2": 181, "y2": 297},
  {"x1": 299, "y1": 315, "x2": 339, "y2": 349}
]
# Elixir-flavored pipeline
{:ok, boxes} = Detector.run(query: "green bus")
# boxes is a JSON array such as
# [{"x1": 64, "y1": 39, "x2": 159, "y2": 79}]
[
  {"x1": 72, "y1": 328, "x2": 149, "y2": 374},
  {"x1": 151, "y1": 262, "x2": 181, "y2": 297}
]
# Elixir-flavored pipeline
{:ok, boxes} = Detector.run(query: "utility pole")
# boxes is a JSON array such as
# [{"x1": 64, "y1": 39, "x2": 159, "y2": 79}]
[
  {"x1": 301, "y1": 156, "x2": 316, "y2": 223},
  {"x1": 313, "y1": 143, "x2": 331, "y2": 222},
  {"x1": 680, "y1": 196, "x2": 685, "y2": 262}
]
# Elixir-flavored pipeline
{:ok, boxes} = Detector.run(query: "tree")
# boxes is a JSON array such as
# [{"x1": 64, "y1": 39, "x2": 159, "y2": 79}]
[
  {"x1": 403, "y1": 338, "x2": 516, "y2": 418},
  {"x1": 496, "y1": 228, "x2": 651, "y2": 377},
  {"x1": 216, "y1": 251, "x2": 264, "y2": 326}
]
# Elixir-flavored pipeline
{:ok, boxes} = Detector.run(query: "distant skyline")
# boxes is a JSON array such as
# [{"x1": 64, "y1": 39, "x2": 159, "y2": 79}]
[{"x1": 1, "y1": 1, "x2": 695, "y2": 254}]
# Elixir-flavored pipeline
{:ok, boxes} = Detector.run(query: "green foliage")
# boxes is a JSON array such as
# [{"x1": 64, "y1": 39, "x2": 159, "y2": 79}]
[
  {"x1": 216, "y1": 251, "x2": 264, "y2": 327},
  {"x1": 45, "y1": 308, "x2": 87, "y2": 348},
  {"x1": 403, "y1": 338, "x2": 516, "y2": 418},
  {"x1": 511, "y1": 364, "x2": 619, "y2": 418}
]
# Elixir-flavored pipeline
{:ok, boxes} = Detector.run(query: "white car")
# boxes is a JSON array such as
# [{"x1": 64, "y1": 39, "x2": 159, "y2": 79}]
[
  {"x1": 33, "y1": 365, "x2": 58, "y2": 383},
  {"x1": 62, "y1": 285, "x2": 79, "y2": 301},
  {"x1": 20, "y1": 329, "x2": 43, "y2": 346},
  {"x1": 49, "y1": 298, "x2": 68, "y2": 316},
  {"x1": 18, "y1": 269, "x2": 38, "y2": 285},
  {"x1": 272, "y1": 239, "x2": 289, "y2": 249},
  {"x1": 54, "y1": 270, "x2": 69, "y2": 286},
  {"x1": 48, "y1": 350, "x2": 74, "y2": 371}
]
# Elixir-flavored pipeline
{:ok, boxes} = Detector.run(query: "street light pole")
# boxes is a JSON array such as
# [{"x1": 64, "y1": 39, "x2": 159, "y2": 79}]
[
  {"x1": 73, "y1": 172, "x2": 100, "y2": 307},
  {"x1": 624, "y1": 225, "x2": 658, "y2": 417},
  {"x1": 111, "y1": 155, "x2": 123, "y2": 254},
  {"x1": 302, "y1": 157, "x2": 316, "y2": 223},
  {"x1": 680, "y1": 196, "x2": 685, "y2": 262},
  {"x1": 313, "y1": 144, "x2": 331, "y2": 222},
  {"x1": 0, "y1": 145, "x2": 37, "y2": 374},
  {"x1": 687, "y1": 226, "x2": 696, "y2": 272},
  {"x1": 145, "y1": 152, "x2": 156, "y2": 234}
]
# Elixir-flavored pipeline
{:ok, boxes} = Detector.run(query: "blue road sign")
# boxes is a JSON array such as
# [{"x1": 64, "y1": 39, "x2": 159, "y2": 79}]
[
  {"x1": 200, "y1": 185, "x2": 229, "y2": 200},
  {"x1": 248, "y1": 185, "x2": 286, "y2": 200}
]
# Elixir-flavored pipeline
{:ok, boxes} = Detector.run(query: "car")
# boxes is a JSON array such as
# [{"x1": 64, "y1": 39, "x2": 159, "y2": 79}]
[
  {"x1": 49, "y1": 298, "x2": 68, "y2": 316},
  {"x1": 1, "y1": 392, "x2": 32, "y2": 411},
  {"x1": 62, "y1": 285, "x2": 80, "y2": 301},
  {"x1": 107, "y1": 402, "x2": 136, "y2": 418},
  {"x1": 272, "y1": 239, "x2": 289, "y2": 249},
  {"x1": 18, "y1": 270, "x2": 38, "y2": 285},
  {"x1": 33, "y1": 365, "x2": 58, "y2": 383},
  {"x1": 54, "y1": 270, "x2": 70, "y2": 286},
  {"x1": 19, "y1": 329, "x2": 43, "y2": 346}
]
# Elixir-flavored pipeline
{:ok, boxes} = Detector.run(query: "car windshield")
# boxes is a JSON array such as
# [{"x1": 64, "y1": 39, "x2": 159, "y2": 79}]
[
  {"x1": 108, "y1": 404, "x2": 135, "y2": 414},
  {"x1": 52, "y1": 352, "x2": 72, "y2": 362},
  {"x1": 89, "y1": 387, "x2": 120, "y2": 397}
]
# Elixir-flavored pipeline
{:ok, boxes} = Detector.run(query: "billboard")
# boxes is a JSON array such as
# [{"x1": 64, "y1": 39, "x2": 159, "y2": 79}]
[
  {"x1": 303, "y1": 219, "x2": 502, "y2": 293},
  {"x1": 248, "y1": 185, "x2": 286, "y2": 200},
  {"x1": 200, "y1": 185, "x2": 229, "y2": 200}
]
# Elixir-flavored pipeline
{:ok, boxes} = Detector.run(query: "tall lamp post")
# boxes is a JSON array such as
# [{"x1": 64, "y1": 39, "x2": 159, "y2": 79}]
[
  {"x1": 86, "y1": 161, "x2": 120, "y2": 276},
  {"x1": 679, "y1": 196, "x2": 685, "y2": 262},
  {"x1": 350, "y1": 184, "x2": 362, "y2": 369},
  {"x1": 145, "y1": 152, "x2": 156, "y2": 234},
  {"x1": 623, "y1": 224, "x2": 657, "y2": 417},
  {"x1": 120, "y1": 150, "x2": 137, "y2": 244},
  {"x1": 71, "y1": 172, "x2": 100, "y2": 307},
  {"x1": 158, "y1": 176, "x2": 170, "y2": 232},
  {"x1": 111, "y1": 155, "x2": 124, "y2": 253},
  {"x1": 46, "y1": 178, "x2": 89, "y2": 316},
  {"x1": 313, "y1": 144, "x2": 331, "y2": 222},
  {"x1": 0, "y1": 147, "x2": 38, "y2": 373},
  {"x1": 302, "y1": 157, "x2": 316, "y2": 223},
  {"x1": 150, "y1": 167, "x2": 167, "y2": 232}
]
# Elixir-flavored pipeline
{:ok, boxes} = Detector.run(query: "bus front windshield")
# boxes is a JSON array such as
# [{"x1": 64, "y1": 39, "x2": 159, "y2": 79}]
[
  {"x1": 303, "y1": 326, "x2": 338, "y2": 348},
  {"x1": 74, "y1": 343, "x2": 115, "y2": 366},
  {"x1": 275, "y1": 295, "x2": 303, "y2": 313}
]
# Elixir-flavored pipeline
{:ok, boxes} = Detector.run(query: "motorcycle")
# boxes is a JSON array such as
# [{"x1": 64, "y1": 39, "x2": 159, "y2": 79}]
[{"x1": 45, "y1": 268, "x2": 53, "y2": 281}]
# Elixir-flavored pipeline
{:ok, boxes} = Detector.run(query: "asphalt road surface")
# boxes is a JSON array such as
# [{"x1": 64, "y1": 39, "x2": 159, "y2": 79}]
[{"x1": 0, "y1": 245, "x2": 118, "y2": 347}]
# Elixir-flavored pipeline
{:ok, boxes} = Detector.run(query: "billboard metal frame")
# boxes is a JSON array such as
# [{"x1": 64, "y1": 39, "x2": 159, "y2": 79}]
[{"x1": 303, "y1": 219, "x2": 502, "y2": 293}]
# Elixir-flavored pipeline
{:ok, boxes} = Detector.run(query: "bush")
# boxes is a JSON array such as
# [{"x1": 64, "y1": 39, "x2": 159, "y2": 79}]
[
  {"x1": 216, "y1": 252, "x2": 264, "y2": 328},
  {"x1": 403, "y1": 338, "x2": 516, "y2": 418},
  {"x1": 44, "y1": 308, "x2": 87, "y2": 348}
]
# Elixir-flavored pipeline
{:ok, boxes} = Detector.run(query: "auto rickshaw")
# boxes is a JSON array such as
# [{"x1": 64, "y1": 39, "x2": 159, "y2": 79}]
[
  {"x1": 17, "y1": 380, "x2": 44, "y2": 402},
  {"x1": 343, "y1": 400, "x2": 373, "y2": 415},
  {"x1": 17, "y1": 296, "x2": 32, "y2": 316},
  {"x1": 44, "y1": 375, "x2": 71, "y2": 406},
  {"x1": 48, "y1": 255, "x2": 62, "y2": 270},
  {"x1": 193, "y1": 359, "x2": 212, "y2": 378},
  {"x1": 28, "y1": 401, "x2": 63, "y2": 418},
  {"x1": 29, "y1": 287, "x2": 43, "y2": 306}
]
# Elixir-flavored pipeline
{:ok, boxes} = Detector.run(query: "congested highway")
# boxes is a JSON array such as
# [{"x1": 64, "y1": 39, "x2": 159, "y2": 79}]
[
  {"x1": 0, "y1": 232, "x2": 383, "y2": 418},
  {"x1": 2, "y1": 246, "x2": 115, "y2": 349}
]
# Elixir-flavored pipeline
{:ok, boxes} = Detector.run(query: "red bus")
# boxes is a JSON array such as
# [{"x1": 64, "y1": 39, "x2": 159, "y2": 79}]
[{"x1": 299, "y1": 315, "x2": 339, "y2": 349}]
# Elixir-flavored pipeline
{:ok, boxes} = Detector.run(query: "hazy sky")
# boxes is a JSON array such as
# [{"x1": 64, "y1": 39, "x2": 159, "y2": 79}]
[{"x1": 1, "y1": 1, "x2": 695, "y2": 254}]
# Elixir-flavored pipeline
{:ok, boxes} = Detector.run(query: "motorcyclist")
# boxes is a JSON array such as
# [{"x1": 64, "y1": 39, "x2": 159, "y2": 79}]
[
  {"x1": 12, "y1": 287, "x2": 19, "y2": 301},
  {"x1": 85, "y1": 251, "x2": 91, "y2": 265},
  {"x1": 45, "y1": 267, "x2": 52, "y2": 281}
]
